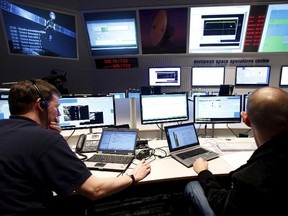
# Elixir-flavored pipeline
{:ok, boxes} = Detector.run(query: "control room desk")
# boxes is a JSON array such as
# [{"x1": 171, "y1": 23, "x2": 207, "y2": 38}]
[
  {"x1": 81, "y1": 138, "x2": 254, "y2": 214},
  {"x1": 87, "y1": 138, "x2": 254, "y2": 184}
]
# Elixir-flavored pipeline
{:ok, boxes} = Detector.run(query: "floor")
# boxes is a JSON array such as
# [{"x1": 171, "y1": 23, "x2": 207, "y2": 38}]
[{"x1": 88, "y1": 180, "x2": 190, "y2": 216}]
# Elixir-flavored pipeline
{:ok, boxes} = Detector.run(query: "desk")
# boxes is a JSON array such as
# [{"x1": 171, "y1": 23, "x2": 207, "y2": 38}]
[
  {"x1": 86, "y1": 138, "x2": 254, "y2": 184},
  {"x1": 83, "y1": 138, "x2": 254, "y2": 215}
]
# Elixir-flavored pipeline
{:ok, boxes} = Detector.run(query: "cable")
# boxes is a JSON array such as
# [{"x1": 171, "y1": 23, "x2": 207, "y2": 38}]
[
  {"x1": 65, "y1": 129, "x2": 75, "y2": 141},
  {"x1": 226, "y1": 124, "x2": 238, "y2": 137},
  {"x1": 75, "y1": 152, "x2": 88, "y2": 161},
  {"x1": 151, "y1": 147, "x2": 168, "y2": 159}
]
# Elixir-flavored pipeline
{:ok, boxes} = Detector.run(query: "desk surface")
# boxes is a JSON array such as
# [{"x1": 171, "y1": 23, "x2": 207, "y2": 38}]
[{"x1": 84, "y1": 138, "x2": 254, "y2": 184}]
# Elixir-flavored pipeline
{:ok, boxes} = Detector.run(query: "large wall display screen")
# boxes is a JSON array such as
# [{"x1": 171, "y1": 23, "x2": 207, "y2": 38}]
[
  {"x1": 0, "y1": 0, "x2": 78, "y2": 59},
  {"x1": 258, "y1": 4, "x2": 288, "y2": 52},
  {"x1": 139, "y1": 8, "x2": 188, "y2": 54},
  {"x1": 189, "y1": 5, "x2": 250, "y2": 53},
  {"x1": 83, "y1": 10, "x2": 139, "y2": 56}
]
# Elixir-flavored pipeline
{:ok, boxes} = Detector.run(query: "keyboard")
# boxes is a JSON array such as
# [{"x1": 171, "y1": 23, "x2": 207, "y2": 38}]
[
  {"x1": 176, "y1": 148, "x2": 209, "y2": 160},
  {"x1": 87, "y1": 154, "x2": 132, "y2": 164},
  {"x1": 216, "y1": 138, "x2": 257, "y2": 151}
]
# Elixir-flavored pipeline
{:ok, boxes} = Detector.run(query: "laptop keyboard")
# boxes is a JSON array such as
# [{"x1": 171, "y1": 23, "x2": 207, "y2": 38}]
[
  {"x1": 87, "y1": 154, "x2": 132, "y2": 164},
  {"x1": 176, "y1": 148, "x2": 209, "y2": 160}
]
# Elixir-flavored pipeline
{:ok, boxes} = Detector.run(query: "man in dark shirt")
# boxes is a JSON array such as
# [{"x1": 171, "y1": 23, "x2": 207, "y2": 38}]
[
  {"x1": 184, "y1": 86, "x2": 288, "y2": 216},
  {"x1": 0, "y1": 79, "x2": 151, "y2": 216}
]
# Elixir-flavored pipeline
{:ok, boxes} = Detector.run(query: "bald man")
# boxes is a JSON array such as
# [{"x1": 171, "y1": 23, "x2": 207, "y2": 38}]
[{"x1": 184, "y1": 87, "x2": 288, "y2": 216}]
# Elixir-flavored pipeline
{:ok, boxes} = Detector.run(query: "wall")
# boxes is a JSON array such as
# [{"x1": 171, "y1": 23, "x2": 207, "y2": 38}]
[{"x1": 0, "y1": 0, "x2": 288, "y2": 95}]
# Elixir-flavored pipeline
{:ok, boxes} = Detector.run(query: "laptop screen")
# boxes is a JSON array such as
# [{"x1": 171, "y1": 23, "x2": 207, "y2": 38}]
[
  {"x1": 98, "y1": 129, "x2": 138, "y2": 153},
  {"x1": 165, "y1": 123, "x2": 199, "y2": 152}
]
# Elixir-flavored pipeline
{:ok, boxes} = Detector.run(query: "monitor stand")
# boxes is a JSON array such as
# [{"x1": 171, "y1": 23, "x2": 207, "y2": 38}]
[
  {"x1": 211, "y1": 124, "x2": 215, "y2": 138},
  {"x1": 204, "y1": 124, "x2": 215, "y2": 138},
  {"x1": 160, "y1": 123, "x2": 164, "y2": 140}
]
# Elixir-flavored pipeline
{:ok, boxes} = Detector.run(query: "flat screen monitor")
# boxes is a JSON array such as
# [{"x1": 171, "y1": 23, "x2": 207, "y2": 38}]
[
  {"x1": 243, "y1": 94, "x2": 250, "y2": 112},
  {"x1": 82, "y1": 10, "x2": 139, "y2": 56},
  {"x1": 280, "y1": 66, "x2": 288, "y2": 86},
  {"x1": 0, "y1": 99, "x2": 10, "y2": 119},
  {"x1": 149, "y1": 67, "x2": 181, "y2": 86},
  {"x1": 108, "y1": 92, "x2": 126, "y2": 99},
  {"x1": 258, "y1": 4, "x2": 288, "y2": 52},
  {"x1": 0, "y1": 94, "x2": 9, "y2": 99},
  {"x1": 191, "y1": 66, "x2": 225, "y2": 87},
  {"x1": 189, "y1": 5, "x2": 250, "y2": 53},
  {"x1": 0, "y1": 0, "x2": 78, "y2": 59},
  {"x1": 127, "y1": 92, "x2": 140, "y2": 99},
  {"x1": 140, "y1": 92, "x2": 189, "y2": 124},
  {"x1": 58, "y1": 95, "x2": 116, "y2": 130},
  {"x1": 193, "y1": 95, "x2": 242, "y2": 124},
  {"x1": 190, "y1": 91, "x2": 209, "y2": 98},
  {"x1": 235, "y1": 66, "x2": 271, "y2": 86}
]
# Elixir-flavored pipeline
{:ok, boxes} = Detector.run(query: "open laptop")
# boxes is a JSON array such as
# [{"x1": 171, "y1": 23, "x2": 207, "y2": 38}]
[
  {"x1": 164, "y1": 122, "x2": 219, "y2": 168},
  {"x1": 84, "y1": 128, "x2": 138, "y2": 171}
]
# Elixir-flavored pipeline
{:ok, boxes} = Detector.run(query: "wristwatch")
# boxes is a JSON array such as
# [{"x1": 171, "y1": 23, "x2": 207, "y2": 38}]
[{"x1": 127, "y1": 174, "x2": 135, "y2": 186}]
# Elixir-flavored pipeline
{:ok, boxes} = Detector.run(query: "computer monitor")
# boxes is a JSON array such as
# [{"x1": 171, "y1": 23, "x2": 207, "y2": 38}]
[
  {"x1": 140, "y1": 92, "x2": 189, "y2": 124},
  {"x1": 235, "y1": 66, "x2": 271, "y2": 86},
  {"x1": 149, "y1": 67, "x2": 181, "y2": 86},
  {"x1": 58, "y1": 95, "x2": 116, "y2": 130},
  {"x1": 127, "y1": 92, "x2": 140, "y2": 99},
  {"x1": 193, "y1": 95, "x2": 242, "y2": 124},
  {"x1": 258, "y1": 4, "x2": 288, "y2": 52},
  {"x1": 243, "y1": 94, "x2": 250, "y2": 112},
  {"x1": 0, "y1": 94, "x2": 9, "y2": 99},
  {"x1": 280, "y1": 66, "x2": 288, "y2": 87},
  {"x1": 0, "y1": 0, "x2": 78, "y2": 59},
  {"x1": 191, "y1": 66, "x2": 225, "y2": 87},
  {"x1": 188, "y1": 5, "x2": 250, "y2": 53},
  {"x1": 108, "y1": 92, "x2": 126, "y2": 99},
  {"x1": 0, "y1": 99, "x2": 10, "y2": 119},
  {"x1": 82, "y1": 10, "x2": 139, "y2": 56}
]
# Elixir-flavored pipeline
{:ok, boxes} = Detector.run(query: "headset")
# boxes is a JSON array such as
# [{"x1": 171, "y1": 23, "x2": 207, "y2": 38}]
[{"x1": 30, "y1": 79, "x2": 49, "y2": 109}]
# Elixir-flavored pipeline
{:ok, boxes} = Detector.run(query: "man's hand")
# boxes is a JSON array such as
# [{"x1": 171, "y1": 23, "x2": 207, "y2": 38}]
[
  {"x1": 132, "y1": 159, "x2": 151, "y2": 183},
  {"x1": 193, "y1": 157, "x2": 208, "y2": 174},
  {"x1": 49, "y1": 117, "x2": 61, "y2": 133}
]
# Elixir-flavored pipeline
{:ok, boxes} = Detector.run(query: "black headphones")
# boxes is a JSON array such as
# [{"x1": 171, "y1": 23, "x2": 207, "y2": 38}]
[{"x1": 30, "y1": 79, "x2": 49, "y2": 109}]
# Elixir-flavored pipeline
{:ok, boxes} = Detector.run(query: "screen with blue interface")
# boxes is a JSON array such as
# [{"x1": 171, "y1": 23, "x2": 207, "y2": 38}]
[{"x1": 0, "y1": 99, "x2": 10, "y2": 119}]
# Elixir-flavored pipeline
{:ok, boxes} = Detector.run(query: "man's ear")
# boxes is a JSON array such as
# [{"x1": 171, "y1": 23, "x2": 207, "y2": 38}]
[
  {"x1": 241, "y1": 111, "x2": 251, "y2": 127},
  {"x1": 36, "y1": 98, "x2": 45, "y2": 112}
]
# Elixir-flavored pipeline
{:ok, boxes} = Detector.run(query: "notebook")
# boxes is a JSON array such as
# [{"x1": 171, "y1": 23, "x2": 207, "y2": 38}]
[
  {"x1": 84, "y1": 128, "x2": 138, "y2": 171},
  {"x1": 164, "y1": 123, "x2": 219, "y2": 168}
]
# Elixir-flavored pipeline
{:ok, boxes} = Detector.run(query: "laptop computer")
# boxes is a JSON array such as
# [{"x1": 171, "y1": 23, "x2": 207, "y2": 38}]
[
  {"x1": 164, "y1": 123, "x2": 219, "y2": 168},
  {"x1": 84, "y1": 128, "x2": 138, "y2": 171}
]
